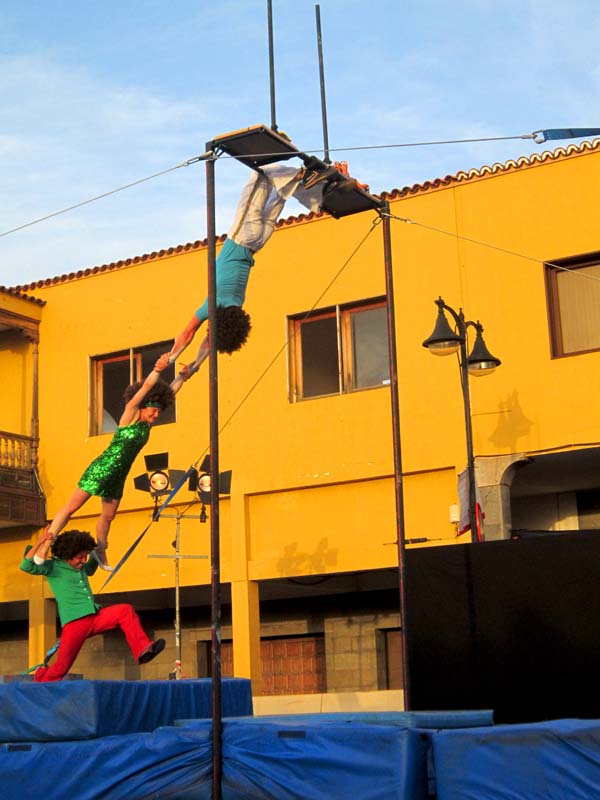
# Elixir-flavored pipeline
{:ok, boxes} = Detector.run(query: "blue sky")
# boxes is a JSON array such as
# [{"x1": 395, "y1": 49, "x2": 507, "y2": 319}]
[{"x1": 2, "y1": 0, "x2": 599, "y2": 287}]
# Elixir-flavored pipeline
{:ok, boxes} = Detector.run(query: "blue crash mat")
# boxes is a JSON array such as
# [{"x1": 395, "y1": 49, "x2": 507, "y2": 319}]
[
  {"x1": 178, "y1": 718, "x2": 430, "y2": 800},
  {"x1": 178, "y1": 709, "x2": 494, "y2": 729},
  {"x1": 221, "y1": 719, "x2": 430, "y2": 800},
  {"x1": 0, "y1": 678, "x2": 252, "y2": 741},
  {"x1": 0, "y1": 726, "x2": 212, "y2": 800},
  {"x1": 433, "y1": 718, "x2": 600, "y2": 800}
]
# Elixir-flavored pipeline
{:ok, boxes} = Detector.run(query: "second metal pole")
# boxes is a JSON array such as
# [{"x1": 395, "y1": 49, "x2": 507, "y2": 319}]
[
  {"x1": 174, "y1": 511, "x2": 182, "y2": 677},
  {"x1": 315, "y1": 5, "x2": 331, "y2": 164},
  {"x1": 459, "y1": 336, "x2": 479, "y2": 542},
  {"x1": 381, "y1": 203, "x2": 411, "y2": 710},
  {"x1": 206, "y1": 151, "x2": 222, "y2": 800},
  {"x1": 267, "y1": 0, "x2": 277, "y2": 131}
]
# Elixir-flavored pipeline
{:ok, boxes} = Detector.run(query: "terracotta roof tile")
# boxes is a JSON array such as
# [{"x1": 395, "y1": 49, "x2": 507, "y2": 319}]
[
  {"x1": 12, "y1": 137, "x2": 600, "y2": 293},
  {"x1": 0, "y1": 285, "x2": 46, "y2": 306},
  {"x1": 381, "y1": 138, "x2": 600, "y2": 201}
]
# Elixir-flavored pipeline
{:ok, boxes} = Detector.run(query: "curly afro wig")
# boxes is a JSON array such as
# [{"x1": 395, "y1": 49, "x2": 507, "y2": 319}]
[
  {"x1": 215, "y1": 306, "x2": 252, "y2": 354},
  {"x1": 52, "y1": 530, "x2": 97, "y2": 560},
  {"x1": 123, "y1": 377, "x2": 175, "y2": 410}
]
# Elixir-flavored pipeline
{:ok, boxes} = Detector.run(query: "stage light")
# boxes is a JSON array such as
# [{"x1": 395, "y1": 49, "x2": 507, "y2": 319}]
[
  {"x1": 134, "y1": 452, "x2": 187, "y2": 499},
  {"x1": 149, "y1": 471, "x2": 169, "y2": 493}
]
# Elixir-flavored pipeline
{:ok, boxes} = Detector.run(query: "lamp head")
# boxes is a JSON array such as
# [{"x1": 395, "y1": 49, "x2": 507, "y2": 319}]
[
  {"x1": 149, "y1": 470, "x2": 170, "y2": 493},
  {"x1": 423, "y1": 305, "x2": 463, "y2": 356},
  {"x1": 467, "y1": 326, "x2": 501, "y2": 376}
]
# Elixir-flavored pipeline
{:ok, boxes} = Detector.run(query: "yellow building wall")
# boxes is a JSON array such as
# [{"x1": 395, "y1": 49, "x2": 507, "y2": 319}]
[
  {"x1": 0, "y1": 330, "x2": 34, "y2": 435},
  {"x1": 0, "y1": 291, "x2": 42, "y2": 435},
  {"x1": 4, "y1": 142, "x2": 600, "y2": 621}
]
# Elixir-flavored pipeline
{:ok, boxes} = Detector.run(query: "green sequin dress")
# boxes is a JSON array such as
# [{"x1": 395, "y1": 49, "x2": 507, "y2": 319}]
[{"x1": 77, "y1": 421, "x2": 151, "y2": 500}]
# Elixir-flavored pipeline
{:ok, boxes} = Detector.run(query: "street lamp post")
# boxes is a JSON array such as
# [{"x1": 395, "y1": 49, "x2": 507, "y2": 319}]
[{"x1": 423, "y1": 297, "x2": 501, "y2": 542}]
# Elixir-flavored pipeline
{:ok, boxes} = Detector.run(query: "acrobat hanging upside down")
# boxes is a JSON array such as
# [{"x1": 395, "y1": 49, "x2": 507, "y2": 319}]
[{"x1": 162, "y1": 158, "x2": 368, "y2": 394}]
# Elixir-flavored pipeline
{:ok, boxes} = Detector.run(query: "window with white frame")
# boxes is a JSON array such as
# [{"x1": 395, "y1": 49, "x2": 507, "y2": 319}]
[
  {"x1": 289, "y1": 298, "x2": 390, "y2": 401},
  {"x1": 91, "y1": 340, "x2": 175, "y2": 435},
  {"x1": 546, "y1": 252, "x2": 600, "y2": 357}
]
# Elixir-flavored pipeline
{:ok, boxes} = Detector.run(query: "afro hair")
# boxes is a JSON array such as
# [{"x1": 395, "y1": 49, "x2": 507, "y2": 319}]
[
  {"x1": 123, "y1": 377, "x2": 175, "y2": 410},
  {"x1": 215, "y1": 306, "x2": 252, "y2": 354},
  {"x1": 52, "y1": 530, "x2": 97, "y2": 560}
]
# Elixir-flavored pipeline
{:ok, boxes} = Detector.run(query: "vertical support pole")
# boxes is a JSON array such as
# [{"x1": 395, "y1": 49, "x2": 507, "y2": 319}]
[
  {"x1": 205, "y1": 150, "x2": 222, "y2": 800},
  {"x1": 174, "y1": 511, "x2": 182, "y2": 678},
  {"x1": 458, "y1": 332, "x2": 480, "y2": 542},
  {"x1": 267, "y1": 0, "x2": 277, "y2": 131},
  {"x1": 315, "y1": 5, "x2": 331, "y2": 164},
  {"x1": 381, "y1": 203, "x2": 411, "y2": 710}
]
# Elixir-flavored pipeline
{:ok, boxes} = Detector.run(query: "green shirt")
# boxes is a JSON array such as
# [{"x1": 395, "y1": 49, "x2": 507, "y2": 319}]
[{"x1": 20, "y1": 547, "x2": 101, "y2": 626}]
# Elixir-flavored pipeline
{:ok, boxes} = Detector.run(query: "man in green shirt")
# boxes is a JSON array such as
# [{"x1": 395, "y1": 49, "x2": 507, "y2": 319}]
[{"x1": 21, "y1": 528, "x2": 165, "y2": 681}]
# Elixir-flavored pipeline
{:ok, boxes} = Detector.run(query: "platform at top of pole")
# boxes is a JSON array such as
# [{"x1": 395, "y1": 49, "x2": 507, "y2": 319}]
[
  {"x1": 208, "y1": 123, "x2": 385, "y2": 219},
  {"x1": 209, "y1": 124, "x2": 301, "y2": 169},
  {"x1": 319, "y1": 183, "x2": 383, "y2": 219}
]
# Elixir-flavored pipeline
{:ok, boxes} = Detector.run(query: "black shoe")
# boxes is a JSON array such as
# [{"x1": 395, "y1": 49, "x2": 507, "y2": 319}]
[
  {"x1": 303, "y1": 164, "x2": 343, "y2": 190},
  {"x1": 138, "y1": 638, "x2": 166, "y2": 664},
  {"x1": 302, "y1": 155, "x2": 326, "y2": 170}
]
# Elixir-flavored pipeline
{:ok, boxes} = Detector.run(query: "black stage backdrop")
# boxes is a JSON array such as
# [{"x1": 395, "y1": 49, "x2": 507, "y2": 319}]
[{"x1": 405, "y1": 532, "x2": 600, "y2": 724}]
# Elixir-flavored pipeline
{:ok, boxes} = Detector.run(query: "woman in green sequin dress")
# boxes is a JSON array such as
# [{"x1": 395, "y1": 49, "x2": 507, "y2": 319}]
[{"x1": 47, "y1": 357, "x2": 174, "y2": 570}]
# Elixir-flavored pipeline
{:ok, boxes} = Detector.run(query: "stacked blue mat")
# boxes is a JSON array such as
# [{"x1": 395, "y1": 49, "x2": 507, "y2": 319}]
[
  {"x1": 0, "y1": 678, "x2": 252, "y2": 800},
  {"x1": 0, "y1": 682, "x2": 492, "y2": 800},
  {"x1": 432, "y1": 718, "x2": 600, "y2": 800},
  {"x1": 4, "y1": 682, "x2": 598, "y2": 799},
  {"x1": 175, "y1": 711, "x2": 493, "y2": 799}
]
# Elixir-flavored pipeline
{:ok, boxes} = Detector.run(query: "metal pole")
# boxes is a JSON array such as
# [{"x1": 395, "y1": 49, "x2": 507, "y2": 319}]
[
  {"x1": 267, "y1": 0, "x2": 277, "y2": 131},
  {"x1": 458, "y1": 329, "x2": 479, "y2": 542},
  {"x1": 435, "y1": 301, "x2": 480, "y2": 544},
  {"x1": 174, "y1": 511, "x2": 182, "y2": 677},
  {"x1": 381, "y1": 203, "x2": 411, "y2": 710},
  {"x1": 315, "y1": 5, "x2": 331, "y2": 164},
  {"x1": 205, "y1": 150, "x2": 222, "y2": 800}
]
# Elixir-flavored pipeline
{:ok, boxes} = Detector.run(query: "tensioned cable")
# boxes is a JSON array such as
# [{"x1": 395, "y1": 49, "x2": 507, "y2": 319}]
[
  {"x1": 0, "y1": 155, "x2": 207, "y2": 239},
  {"x1": 2, "y1": 128, "x2": 589, "y2": 241},
  {"x1": 212, "y1": 127, "x2": 600, "y2": 162},
  {"x1": 158, "y1": 214, "x2": 383, "y2": 518},
  {"x1": 215, "y1": 215, "x2": 382, "y2": 439},
  {"x1": 382, "y1": 210, "x2": 600, "y2": 284},
  {"x1": 215, "y1": 132, "x2": 544, "y2": 162}
]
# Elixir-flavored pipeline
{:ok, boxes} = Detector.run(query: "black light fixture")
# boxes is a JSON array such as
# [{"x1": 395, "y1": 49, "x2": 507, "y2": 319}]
[
  {"x1": 423, "y1": 298, "x2": 501, "y2": 374},
  {"x1": 423, "y1": 297, "x2": 501, "y2": 542},
  {"x1": 466, "y1": 324, "x2": 502, "y2": 376},
  {"x1": 187, "y1": 455, "x2": 233, "y2": 522},
  {"x1": 134, "y1": 453, "x2": 232, "y2": 523},
  {"x1": 134, "y1": 453, "x2": 187, "y2": 499},
  {"x1": 422, "y1": 303, "x2": 464, "y2": 355}
]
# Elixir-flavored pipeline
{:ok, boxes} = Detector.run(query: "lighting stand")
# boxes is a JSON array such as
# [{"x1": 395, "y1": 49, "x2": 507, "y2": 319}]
[{"x1": 148, "y1": 507, "x2": 208, "y2": 679}]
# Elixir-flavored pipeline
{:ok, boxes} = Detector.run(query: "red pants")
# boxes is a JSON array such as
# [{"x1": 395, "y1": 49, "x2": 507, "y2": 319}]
[{"x1": 35, "y1": 604, "x2": 152, "y2": 682}]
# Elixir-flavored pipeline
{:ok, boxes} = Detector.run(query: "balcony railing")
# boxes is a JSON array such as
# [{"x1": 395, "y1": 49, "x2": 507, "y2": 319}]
[
  {"x1": 0, "y1": 430, "x2": 37, "y2": 470},
  {"x1": 0, "y1": 430, "x2": 45, "y2": 527}
]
